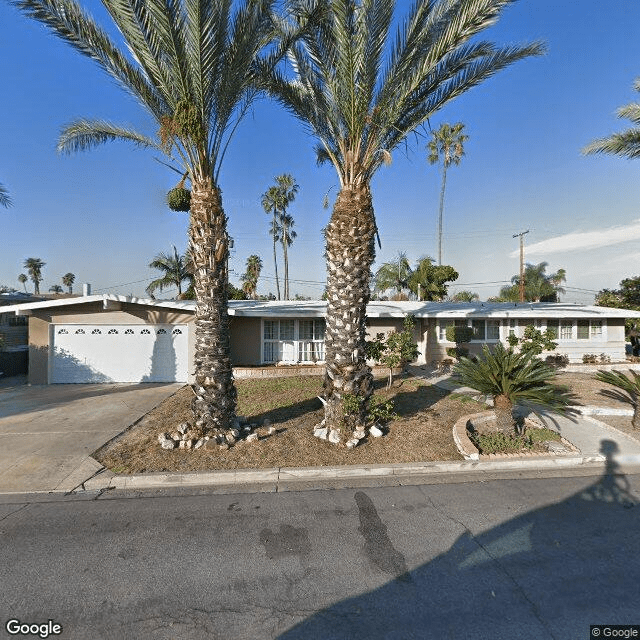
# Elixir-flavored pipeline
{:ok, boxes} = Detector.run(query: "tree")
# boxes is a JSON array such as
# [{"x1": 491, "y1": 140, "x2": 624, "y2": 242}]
[
  {"x1": 583, "y1": 78, "x2": 640, "y2": 159},
  {"x1": 595, "y1": 369, "x2": 640, "y2": 430},
  {"x1": 146, "y1": 246, "x2": 192, "y2": 299},
  {"x1": 62, "y1": 272, "x2": 75, "y2": 294},
  {"x1": 240, "y1": 255, "x2": 263, "y2": 299},
  {"x1": 427, "y1": 123, "x2": 468, "y2": 265},
  {"x1": 596, "y1": 276, "x2": 640, "y2": 338},
  {"x1": 17, "y1": 274, "x2": 28, "y2": 292},
  {"x1": 498, "y1": 262, "x2": 566, "y2": 302},
  {"x1": 451, "y1": 290, "x2": 480, "y2": 302},
  {"x1": 409, "y1": 257, "x2": 459, "y2": 301},
  {"x1": 0, "y1": 183, "x2": 11, "y2": 208},
  {"x1": 263, "y1": 0, "x2": 542, "y2": 442},
  {"x1": 453, "y1": 343, "x2": 574, "y2": 434},
  {"x1": 275, "y1": 174, "x2": 298, "y2": 300},
  {"x1": 23, "y1": 258, "x2": 45, "y2": 295},
  {"x1": 262, "y1": 185, "x2": 283, "y2": 301},
  {"x1": 49, "y1": 284, "x2": 64, "y2": 293},
  {"x1": 11, "y1": 0, "x2": 300, "y2": 437},
  {"x1": 373, "y1": 253, "x2": 412, "y2": 297}
]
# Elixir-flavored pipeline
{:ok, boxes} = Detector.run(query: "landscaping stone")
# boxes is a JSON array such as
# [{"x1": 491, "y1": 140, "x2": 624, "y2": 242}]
[
  {"x1": 194, "y1": 438, "x2": 205, "y2": 450},
  {"x1": 353, "y1": 429, "x2": 366, "y2": 440},
  {"x1": 246, "y1": 433, "x2": 258, "y2": 443},
  {"x1": 369, "y1": 425, "x2": 384, "y2": 438},
  {"x1": 266, "y1": 426, "x2": 276, "y2": 436},
  {"x1": 346, "y1": 438, "x2": 359, "y2": 449},
  {"x1": 328, "y1": 429, "x2": 341, "y2": 444},
  {"x1": 314, "y1": 427, "x2": 328, "y2": 440},
  {"x1": 177, "y1": 422, "x2": 189, "y2": 434}
]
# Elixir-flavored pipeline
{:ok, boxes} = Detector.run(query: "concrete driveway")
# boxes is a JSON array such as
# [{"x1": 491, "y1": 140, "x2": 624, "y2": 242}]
[{"x1": 0, "y1": 377, "x2": 182, "y2": 493}]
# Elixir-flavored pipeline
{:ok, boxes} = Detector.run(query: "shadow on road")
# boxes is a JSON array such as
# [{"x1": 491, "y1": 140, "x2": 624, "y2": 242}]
[{"x1": 279, "y1": 439, "x2": 639, "y2": 640}]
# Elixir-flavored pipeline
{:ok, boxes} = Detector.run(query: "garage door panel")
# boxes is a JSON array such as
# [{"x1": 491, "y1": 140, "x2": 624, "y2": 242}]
[{"x1": 51, "y1": 325, "x2": 188, "y2": 383}]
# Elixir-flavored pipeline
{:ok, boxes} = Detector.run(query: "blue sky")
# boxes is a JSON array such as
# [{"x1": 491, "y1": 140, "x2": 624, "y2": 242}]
[{"x1": 1, "y1": 0, "x2": 639, "y2": 302}]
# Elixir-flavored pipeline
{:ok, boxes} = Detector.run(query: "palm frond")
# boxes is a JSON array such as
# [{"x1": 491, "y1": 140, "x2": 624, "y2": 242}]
[
  {"x1": 57, "y1": 119, "x2": 161, "y2": 154},
  {"x1": 0, "y1": 183, "x2": 12, "y2": 208},
  {"x1": 582, "y1": 130, "x2": 640, "y2": 160}
]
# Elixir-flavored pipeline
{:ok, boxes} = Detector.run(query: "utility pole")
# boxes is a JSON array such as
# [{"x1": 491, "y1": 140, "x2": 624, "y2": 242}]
[{"x1": 512, "y1": 230, "x2": 529, "y2": 302}]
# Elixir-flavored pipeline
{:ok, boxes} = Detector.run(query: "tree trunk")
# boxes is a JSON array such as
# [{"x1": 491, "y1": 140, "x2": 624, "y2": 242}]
[
  {"x1": 272, "y1": 221, "x2": 281, "y2": 300},
  {"x1": 494, "y1": 394, "x2": 515, "y2": 434},
  {"x1": 437, "y1": 166, "x2": 447, "y2": 266},
  {"x1": 323, "y1": 183, "x2": 376, "y2": 443},
  {"x1": 282, "y1": 223, "x2": 289, "y2": 300},
  {"x1": 633, "y1": 403, "x2": 639, "y2": 430},
  {"x1": 188, "y1": 179, "x2": 237, "y2": 438}
]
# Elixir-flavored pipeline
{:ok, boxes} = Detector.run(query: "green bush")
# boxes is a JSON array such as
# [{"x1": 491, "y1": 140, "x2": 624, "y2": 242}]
[
  {"x1": 469, "y1": 427, "x2": 561, "y2": 454},
  {"x1": 445, "y1": 325, "x2": 474, "y2": 344}
]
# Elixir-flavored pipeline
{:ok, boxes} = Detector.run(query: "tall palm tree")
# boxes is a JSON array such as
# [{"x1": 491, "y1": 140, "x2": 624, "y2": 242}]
[
  {"x1": 62, "y1": 272, "x2": 76, "y2": 294},
  {"x1": 275, "y1": 174, "x2": 299, "y2": 299},
  {"x1": 428, "y1": 122, "x2": 468, "y2": 265},
  {"x1": 262, "y1": 185, "x2": 283, "y2": 300},
  {"x1": 0, "y1": 183, "x2": 11, "y2": 208},
  {"x1": 241, "y1": 254, "x2": 263, "y2": 299},
  {"x1": 583, "y1": 78, "x2": 640, "y2": 159},
  {"x1": 264, "y1": 0, "x2": 543, "y2": 441},
  {"x1": 49, "y1": 284, "x2": 64, "y2": 293},
  {"x1": 499, "y1": 262, "x2": 566, "y2": 302},
  {"x1": 11, "y1": 0, "x2": 305, "y2": 437},
  {"x1": 17, "y1": 274, "x2": 28, "y2": 292},
  {"x1": 23, "y1": 258, "x2": 45, "y2": 295},
  {"x1": 146, "y1": 246, "x2": 192, "y2": 298}
]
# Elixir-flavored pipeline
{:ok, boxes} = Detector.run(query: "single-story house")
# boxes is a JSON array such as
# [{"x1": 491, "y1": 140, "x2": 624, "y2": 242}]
[{"x1": 1, "y1": 294, "x2": 639, "y2": 384}]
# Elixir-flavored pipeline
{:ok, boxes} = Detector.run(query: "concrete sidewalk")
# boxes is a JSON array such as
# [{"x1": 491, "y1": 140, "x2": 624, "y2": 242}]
[{"x1": 1, "y1": 372, "x2": 640, "y2": 496}]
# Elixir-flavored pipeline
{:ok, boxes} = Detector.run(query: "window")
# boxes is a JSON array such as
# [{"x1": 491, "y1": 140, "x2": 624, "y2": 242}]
[
  {"x1": 471, "y1": 319, "x2": 485, "y2": 341},
  {"x1": 124, "y1": 329, "x2": 134, "y2": 335},
  {"x1": 172, "y1": 328, "x2": 182, "y2": 335},
  {"x1": 590, "y1": 320, "x2": 603, "y2": 338},
  {"x1": 263, "y1": 319, "x2": 326, "y2": 363},
  {"x1": 486, "y1": 320, "x2": 500, "y2": 341},
  {"x1": 546, "y1": 319, "x2": 559, "y2": 339},
  {"x1": 75, "y1": 329, "x2": 85, "y2": 334},
  {"x1": 57, "y1": 329, "x2": 68, "y2": 335},
  {"x1": 560, "y1": 321, "x2": 573, "y2": 340},
  {"x1": 577, "y1": 319, "x2": 589, "y2": 340},
  {"x1": 437, "y1": 319, "x2": 499, "y2": 342},
  {"x1": 437, "y1": 321, "x2": 454, "y2": 341},
  {"x1": 141, "y1": 329, "x2": 151, "y2": 335},
  {"x1": 91, "y1": 328, "x2": 102, "y2": 335},
  {"x1": 108, "y1": 329, "x2": 118, "y2": 335},
  {"x1": 507, "y1": 319, "x2": 517, "y2": 338},
  {"x1": 8, "y1": 316, "x2": 28, "y2": 327}
]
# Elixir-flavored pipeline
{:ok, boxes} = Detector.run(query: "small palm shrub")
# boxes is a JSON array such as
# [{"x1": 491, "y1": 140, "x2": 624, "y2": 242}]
[
  {"x1": 453, "y1": 343, "x2": 574, "y2": 433},
  {"x1": 595, "y1": 369, "x2": 640, "y2": 430}
]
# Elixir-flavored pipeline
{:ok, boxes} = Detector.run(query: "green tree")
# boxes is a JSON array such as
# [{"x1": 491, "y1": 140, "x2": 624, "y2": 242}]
[
  {"x1": 373, "y1": 253, "x2": 412, "y2": 297},
  {"x1": 427, "y1": 123, "x2": 468, "y2": 265},
  {"x1": 595, "y1": 276, "x2": 640, "y2": 339},
  {"x1": 595, "y1": 369, "x2": 640, "y2": 430},
  {"x1": 62, "y1": 272, "x2": 75, "y2": 294},
  {"x1": 451, "y1": 290, "x2": 480, "y2": 302},
  {"x1": 261, "y1": 185, "x2": 283, "y2": 301},
  {"x1": 240, "y1": 255, "x2": 263, "y2": 299},
  {"x1": 49, "y1": 284, "x2": 64, "y2": 293},
  {"x1": 263, "y1": 0, "x2": 542, "y2": 441},
  {"x1": 17, "y1": 274, "x2": 28, "y2": 292},
  {"x1": 498, "y1": 262, "x2": 566, "y2": 302},
  {"x1": 275, "y1": 174, "x2": 298, "y2": 300},
  {"x1": 454, "y1": 343, "x2": 574, "y2": 434},
  {"x1": 409, "y1": 257, "x2": 459, "y2": 301},
  {"x1": 23, "y1": 258, "x2": 45, "y2": 295},
  {"x1": 0, "y1": 183, "x2": 11, "y2": 208},
  {"x1": 11, "y1": 0, "x2": 299, "y2": 437},
  {"x1": 146, "y1": 246, "x2": 192, "y2": 299},
  {"x1": 583, "y1": 78, "x2": 640, "y2": 159}
]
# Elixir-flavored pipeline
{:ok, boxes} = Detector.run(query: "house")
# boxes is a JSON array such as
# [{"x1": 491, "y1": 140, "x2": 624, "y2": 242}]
[{"x1": 1, "y1": 294, "x2": 639, "y2": 384}]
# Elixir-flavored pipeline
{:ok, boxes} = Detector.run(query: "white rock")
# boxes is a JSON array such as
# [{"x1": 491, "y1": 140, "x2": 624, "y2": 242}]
[
  {"x1": 158, "y1": 433, "x2": 170, "y2": 444},
  {"x1": 177, "y1": 422, "x2": 189, "y2": 434},
  {"x1": 219, "y1": 443, "x2": 230, "y2": 450},
  {"x1": 171, "y1": 432, "x2": 181, "y2": 441},
  {"x1": 246, "y1": 433, "x2": 258, "y2": 443},
  {"x1": 328, "y1": 429, "x2": 341, "y2": 444},
  {"x1": 160, "y1": 439, "x2": 176, "y2": 450},
  {"x1": 230, "y1": 428, "x2": 240, "y2": 438},
  {"x1": 194, "y1": 438, "x2": 205, "y2": 450},
  {"x1": 178, "y1": 440, "x2": 187, "y2": 449},
  {"x1": 346, "y1": 439, "x2": 358, "y2": 449},
  {"x1": 267, "y1": 426, "x2": 276, "y2": 435},
  {"x1": 242, "y1": 426, "x2": 252, "y2": 433},
  {"x1": 314, "y1": 427, "x2": 328, "y2": 440},
  {"x1": 225, "y1": 433, "x2": 236, "y2": 445},
  {"x1": 369, "y1": 425, "x2": 384, "y2": 438},
  {"x1": 353, "y1": 429, "x2": 366, "y2": 440}
]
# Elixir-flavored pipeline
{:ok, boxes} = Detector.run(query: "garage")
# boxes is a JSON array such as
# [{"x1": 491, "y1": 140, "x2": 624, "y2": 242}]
[{"x1": 50, "y1": 324, "x2": 188, "y2": 383}]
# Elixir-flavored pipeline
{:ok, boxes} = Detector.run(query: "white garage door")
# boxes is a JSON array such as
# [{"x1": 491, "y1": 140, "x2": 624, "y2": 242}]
[{"x1": 51, "y1": 324, "x2": 188, "y2": 383}]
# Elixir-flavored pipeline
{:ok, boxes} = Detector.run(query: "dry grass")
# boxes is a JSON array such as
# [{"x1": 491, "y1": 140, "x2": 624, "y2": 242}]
[{"x1": 94, "y1": 375, "x2": 488, "y2": 474}]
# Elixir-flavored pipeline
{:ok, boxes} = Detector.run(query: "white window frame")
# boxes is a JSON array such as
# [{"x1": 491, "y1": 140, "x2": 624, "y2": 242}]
[
  {"x1": 436, "y1": 319, "x2": 500, "y2": 343},
  {"x1": 261, "y1": 318, "x2": 326, "y2": 364},
  {"x1": 511, "y1": 318, "x2": 607, "y2": 342}
]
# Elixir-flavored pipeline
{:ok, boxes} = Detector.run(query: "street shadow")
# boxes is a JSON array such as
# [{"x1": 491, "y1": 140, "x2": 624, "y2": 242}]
[{"x1": 278, "y1": 439, "x2": 639, "y2": 640}]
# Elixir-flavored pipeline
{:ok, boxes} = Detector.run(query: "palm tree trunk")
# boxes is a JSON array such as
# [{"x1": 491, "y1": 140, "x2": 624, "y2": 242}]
[
  {"x1": 494, "y1": 394, "x2": 515, "y2": 433},
  {"x1": 633, "y1": 403, "x2": 639, "y2": 430},
  {"x1": 437, "y1": 167, "x2": 448, "y2": 266},
  {"x1": 323, "y1": 183, "x2": 376, "y2": 443},
  {"x1": 282, "y1": 223, "x2": 289, "y2": 300},
  {"x1": 188, "y1": 179, "x2": 237, "y2": 437},
  {"x1": 272, "y1": 218, "x2": 281, "y2": 301}
]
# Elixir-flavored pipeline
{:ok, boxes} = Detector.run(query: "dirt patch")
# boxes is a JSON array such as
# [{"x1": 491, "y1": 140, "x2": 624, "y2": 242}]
[
  {"x1": 556, "y1": 372, "x2": 635, "y2": 409},
  {"x1": 590, "y1": 415, "x2": 640, "y2": 442},
  {"x1": 94, "y1": 376, "x2": 488, "y2": 474}
]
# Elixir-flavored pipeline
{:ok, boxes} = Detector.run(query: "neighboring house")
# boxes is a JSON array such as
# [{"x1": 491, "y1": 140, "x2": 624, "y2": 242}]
[
  {"x1": 0, "y1": 292, "x2": 44, "y2": 375},
  {"x1": 1, "y1": 295, "x2": 639, "y2": 384}
]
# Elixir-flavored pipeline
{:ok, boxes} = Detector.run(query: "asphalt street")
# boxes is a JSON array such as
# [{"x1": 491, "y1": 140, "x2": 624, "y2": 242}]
[{"x1": 1, "y1": 471, "x2": 639, "y2": 640}]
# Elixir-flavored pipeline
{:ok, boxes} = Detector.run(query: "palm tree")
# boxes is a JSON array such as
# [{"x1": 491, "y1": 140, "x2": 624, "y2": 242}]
[
  {"x1": 0, "y1": 183, "x2": 11, "y2": 208},
  {"x1": 451, "y1": 290, "x2": 480, "y2": 302},
  {"x1": 23, "y1": 258, "x2": 45, "y2": 295},
  {"x1": 240, "y1": 255, "x2": 263, "y2": 299},
  {"x1": 583, "y1": 78, "x2": 640, "y2": 159},
  {"x1": 62, "y1": 272, "x2": 75, "y2": 294},
  {"x1": 595, "y1": 369, "x2": 640, "y2": 430},
  {"x1": 454, "y1": 343, "x2": 574, "y2": 434},
  {"x1": 374, "y1": 252, "x2": 412, "y2": 297},
  {"x1": 263, "y1": 0, "x2": 543, "y2": 441},
  {"x1": 146, "y1": 246, "x2": 192, "y2": 298},
  {"x1": 12, "y1": 0, "x2": 303, "y2": 437},
  {"x1": 17, "y1": 274, "x2": 28, "y2": 292},
  {"x1": 499, "y1": 262, "x2": 566, "y2": 302},
  {"x1": 49, "y1": 284, "x2": 64, "y2": 293},
  {"x1": 428, "y1": 123, "x2": 468, "y2": 265},
  {"x1": 408, "y1": 256, "x2": 458, "y2": 301},
  {"x1": 275, "y1": 174, "x2": 299, "y2": 299},
  {"x1": 262, "y1": 185, "x2": 283, "y2": 300}
]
